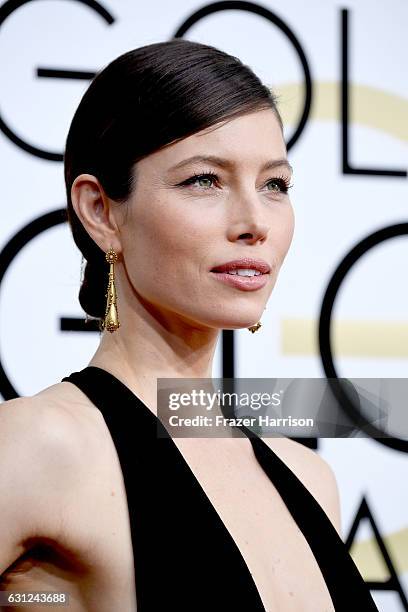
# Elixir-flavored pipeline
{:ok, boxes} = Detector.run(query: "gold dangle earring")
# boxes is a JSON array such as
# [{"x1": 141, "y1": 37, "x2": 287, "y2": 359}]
[
  {"x1": 248, "y1": 321, "x2": 262, "y2": 333},
  {"x1": 102, "y1": 247, "x2": 120, "y2": 333}
]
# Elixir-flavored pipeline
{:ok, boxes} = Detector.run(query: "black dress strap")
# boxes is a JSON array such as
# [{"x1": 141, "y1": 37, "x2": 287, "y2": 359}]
[
  {"x1": 244, "y1": 428, "x2": 379, "y2": 610},
  {"x1": 62, "y1": 366, "x2": 265, "y2": 610}
]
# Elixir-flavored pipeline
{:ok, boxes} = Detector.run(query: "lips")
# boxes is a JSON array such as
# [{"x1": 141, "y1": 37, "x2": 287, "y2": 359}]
[{"x1": 210, "y1": 258, "x2": 271, "y2": 274}]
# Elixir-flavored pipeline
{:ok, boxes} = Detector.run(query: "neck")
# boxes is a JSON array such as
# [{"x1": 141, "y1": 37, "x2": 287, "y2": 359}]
[{"x1": 88, "y1": 298, "x2": 220, "y2": 414}]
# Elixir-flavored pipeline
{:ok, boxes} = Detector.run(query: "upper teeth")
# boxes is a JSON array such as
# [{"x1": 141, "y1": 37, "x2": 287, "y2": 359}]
[{"x1": 227, "y1": 269, "x2": 262, "y2": 276}]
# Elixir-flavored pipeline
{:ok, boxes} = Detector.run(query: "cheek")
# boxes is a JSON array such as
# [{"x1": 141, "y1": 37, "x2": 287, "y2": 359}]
[
  {"x1": 122, "y1": 198, "x2": 211, "y2": 289},
  {"x1": 270, "y1": 203, "x2": 295, "y2": 261},
  {"x1": 280, "y1": 201, "x2": 295, "y2": 238}
]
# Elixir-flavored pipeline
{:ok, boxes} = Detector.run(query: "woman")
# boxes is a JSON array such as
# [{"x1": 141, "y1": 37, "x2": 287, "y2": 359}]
[{"x1": 0, "y1": 40, "x2": 378, "y2": 611}]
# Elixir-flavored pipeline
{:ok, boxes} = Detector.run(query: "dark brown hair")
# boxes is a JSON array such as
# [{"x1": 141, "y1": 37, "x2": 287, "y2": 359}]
[{"x1": 64, "y1": 39, "x2": 283, "y2": 326}]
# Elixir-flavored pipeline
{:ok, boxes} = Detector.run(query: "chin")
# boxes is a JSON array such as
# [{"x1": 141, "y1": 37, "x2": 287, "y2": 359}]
[
  {"x1": 213, "y1": 316, "x2": 264, "y2": 330},
  {"x1": 192, "y1": 307, "x2": 265, "y2": 330},
  {"x1": 223, "y1": 323, "x2": 260, "y2": 331}
]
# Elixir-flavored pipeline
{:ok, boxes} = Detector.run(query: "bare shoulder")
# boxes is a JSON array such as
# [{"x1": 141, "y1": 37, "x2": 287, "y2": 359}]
[
  {"x1": 0, "y1": 382, "x2": 107, "y2": 550},
  {"x1": 261, "y1": 436, "x2": 342, "y2": 537},
  {"x1": 1, "y1": 380, "x2": 106, "y2": 466}
]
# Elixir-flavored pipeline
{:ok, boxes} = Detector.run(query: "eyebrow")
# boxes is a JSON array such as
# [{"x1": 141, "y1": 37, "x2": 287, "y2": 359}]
[{"x1": 168, "y1": 155, "x2": 293, "y2": 175}]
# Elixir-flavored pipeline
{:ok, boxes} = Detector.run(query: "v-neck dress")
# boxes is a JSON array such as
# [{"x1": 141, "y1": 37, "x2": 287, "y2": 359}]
[{"x1": 61, "y1": 366, "x2": 379, "y2": 611}]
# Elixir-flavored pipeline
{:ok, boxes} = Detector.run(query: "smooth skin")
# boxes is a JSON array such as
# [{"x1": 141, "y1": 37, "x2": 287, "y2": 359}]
[{"x1": 0, "y1": 109, "x2": 341, "y2": 611}]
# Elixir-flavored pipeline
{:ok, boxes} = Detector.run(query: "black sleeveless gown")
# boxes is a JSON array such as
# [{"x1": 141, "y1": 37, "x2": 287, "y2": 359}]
[{"x1": 61, "y1": 366, "x2": 379, "y2": 611}]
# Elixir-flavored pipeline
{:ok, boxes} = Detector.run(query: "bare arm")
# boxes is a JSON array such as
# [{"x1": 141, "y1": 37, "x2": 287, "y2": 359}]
[{"x1": 0, "y1": 396, "x2": 84, "y2": 577}]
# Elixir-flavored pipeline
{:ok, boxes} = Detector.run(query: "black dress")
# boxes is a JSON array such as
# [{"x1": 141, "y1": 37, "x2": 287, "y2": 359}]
[{"x1": 61, "y1": 366, "x2": 379, "y2": 611}]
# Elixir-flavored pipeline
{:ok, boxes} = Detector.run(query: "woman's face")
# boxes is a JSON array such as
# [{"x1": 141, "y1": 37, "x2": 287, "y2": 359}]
[{"x1": 118, "y1": 108, "x2": 294, "y2": 331}]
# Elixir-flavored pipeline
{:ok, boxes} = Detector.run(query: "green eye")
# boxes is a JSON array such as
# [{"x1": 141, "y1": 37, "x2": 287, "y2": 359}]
[
  {"x1": 181, "y1": 172, "x2": 218, "y2": 189},
  {"x1": 266, "y1": 177, "x2": 292, "y2": 194},
  {"x1": 196, "y1": 176, "x2": 213, "y2": 188}
]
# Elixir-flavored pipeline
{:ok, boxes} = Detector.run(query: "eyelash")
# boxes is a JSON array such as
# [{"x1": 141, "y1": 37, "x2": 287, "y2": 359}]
[{"x1": 179, "y1": 170, "x2": 293, "y2": 194}]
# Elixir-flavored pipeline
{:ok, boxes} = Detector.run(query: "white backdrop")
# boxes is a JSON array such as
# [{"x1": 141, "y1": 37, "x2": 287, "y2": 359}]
[{"x1": 0, "y1": 1, "x2": 407, "y2": 609}]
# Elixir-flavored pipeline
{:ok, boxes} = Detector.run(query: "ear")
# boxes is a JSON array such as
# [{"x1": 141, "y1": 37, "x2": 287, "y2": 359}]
[{"x1": 70, "y1": 174, "x2": 122, "y2": 255}]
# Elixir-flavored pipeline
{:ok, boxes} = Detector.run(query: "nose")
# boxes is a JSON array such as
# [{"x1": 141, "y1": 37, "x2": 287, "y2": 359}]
[{"x1": 226, "y1": 190, "x2": 270, "y2": 245}]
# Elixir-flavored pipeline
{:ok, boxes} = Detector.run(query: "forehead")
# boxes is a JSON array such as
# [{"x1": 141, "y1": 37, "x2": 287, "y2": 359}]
[{"x1": 139, "y1": 109, "x2": 287, "y2": 173}]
